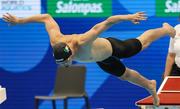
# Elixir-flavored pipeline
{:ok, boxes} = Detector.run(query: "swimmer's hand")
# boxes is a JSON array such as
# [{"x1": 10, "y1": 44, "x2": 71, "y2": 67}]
[
  {"x1": 129, "y1": 12, "x2": 147, "y2": 24},
  {"x1": 2, "y1": 13, "x2": 20, "y2": 25}
]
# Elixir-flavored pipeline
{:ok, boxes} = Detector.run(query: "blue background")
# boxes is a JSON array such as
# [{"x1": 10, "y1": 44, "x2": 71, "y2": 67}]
[{"x1": 0, "y1": 0, "x2": 179, "y2": 109}]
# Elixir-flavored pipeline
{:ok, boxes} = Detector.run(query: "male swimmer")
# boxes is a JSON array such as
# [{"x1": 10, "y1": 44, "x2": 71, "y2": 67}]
[{"x1": 3, "y1": 12, "x2": 176, "y2": 106}]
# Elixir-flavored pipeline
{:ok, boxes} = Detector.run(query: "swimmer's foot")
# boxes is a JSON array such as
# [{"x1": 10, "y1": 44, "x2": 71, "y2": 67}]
[
  {"x1": 163, "y1": 23, "x2": 176, "y2": 38},
  {"x1": 147, "y1": 80, "x2": 160, "y2": 106}
]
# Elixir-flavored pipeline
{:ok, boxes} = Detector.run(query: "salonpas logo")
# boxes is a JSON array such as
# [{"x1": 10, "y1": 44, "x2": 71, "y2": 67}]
[
  {"x1": 156, "y1": 0, "x2": 180, "y2": 16},
  {"x1": 48, "y1": 0, "x2": 112, "y2": 17}
]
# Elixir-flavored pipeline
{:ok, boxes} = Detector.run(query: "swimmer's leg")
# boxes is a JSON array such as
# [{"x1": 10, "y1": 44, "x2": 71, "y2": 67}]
[
  {"x1": 137, "y1": 23, "x2": 175, "y2": 50},
  {"x1": 119, "y1": 68, "x2": 159, "y2": 106}
]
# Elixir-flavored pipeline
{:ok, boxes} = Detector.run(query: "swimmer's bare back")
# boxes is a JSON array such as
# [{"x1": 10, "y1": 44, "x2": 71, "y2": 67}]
[{"x1": 2, "y1": 12, "x2": 147, "y2": 63}]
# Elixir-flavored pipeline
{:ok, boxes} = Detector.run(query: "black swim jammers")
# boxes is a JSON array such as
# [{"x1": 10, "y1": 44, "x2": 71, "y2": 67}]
[{"x1": 96, "y1": 37, "x2": 142, "y2": 77}]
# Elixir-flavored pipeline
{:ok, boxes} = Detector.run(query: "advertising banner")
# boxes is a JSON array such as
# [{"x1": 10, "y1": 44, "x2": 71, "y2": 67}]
[
  {"x1": 156, "y1": 0, "x2": 180, "y2": 17},
  {"x1": 48, "y1": 0, "x2": 112, "y2": 17},
  {"x1": 0, "y1": 0, "x2": 41, "y2": 17}
]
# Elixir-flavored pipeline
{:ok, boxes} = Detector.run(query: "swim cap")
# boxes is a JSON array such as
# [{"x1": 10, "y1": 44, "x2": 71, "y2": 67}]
[{"x1": 53, "y1": 42, "x2": 72, "y2": 64}]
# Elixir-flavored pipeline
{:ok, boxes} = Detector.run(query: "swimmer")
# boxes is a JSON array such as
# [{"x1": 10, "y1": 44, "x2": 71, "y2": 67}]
[{"x1": 3, "y1": 12, "x2": 176, "y2": 106}]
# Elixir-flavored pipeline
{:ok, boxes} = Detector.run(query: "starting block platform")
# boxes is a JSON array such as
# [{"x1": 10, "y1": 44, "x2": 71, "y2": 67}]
[{"x1": 136, "y1": 76, "x2": 180, "y2": 109}]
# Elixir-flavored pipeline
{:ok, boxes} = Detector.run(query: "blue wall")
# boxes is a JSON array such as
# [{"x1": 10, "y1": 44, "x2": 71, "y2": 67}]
[{"x1": 0, "y1": 0, "x2": 179, "y2": 109}]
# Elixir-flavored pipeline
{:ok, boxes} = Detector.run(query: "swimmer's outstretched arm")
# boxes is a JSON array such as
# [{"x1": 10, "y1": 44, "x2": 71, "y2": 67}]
[
  {"x1": 79, "y1": 12, "x2": 147, "y2": 44},
  {"x1": 3, "y1": 13, "x2": 61, "y2": 46},
  {"x1": 108, "y1": 12, "x2": 147, "y2": 24},
  {"x1": 3, "y1": 13, "x2": 50, "y2": 23}
]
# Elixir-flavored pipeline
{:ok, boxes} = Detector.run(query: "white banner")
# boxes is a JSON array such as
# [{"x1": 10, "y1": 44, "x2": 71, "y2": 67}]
[{"x1": 0, "y1": 0, "x2": 41, "y2": 18}]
